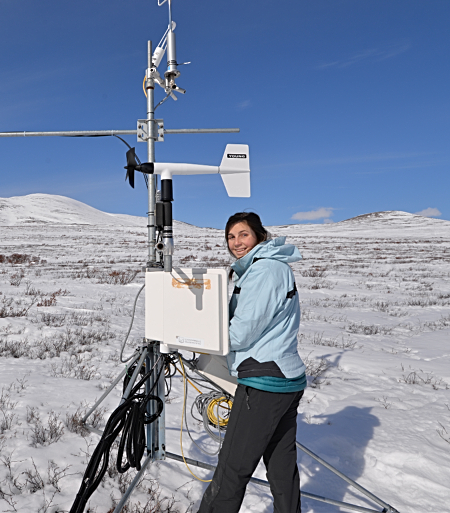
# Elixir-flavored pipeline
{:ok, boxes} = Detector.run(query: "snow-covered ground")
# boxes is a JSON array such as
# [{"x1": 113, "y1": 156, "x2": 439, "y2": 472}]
[{"x1": 1, "y1": 194, "x2": 449, "y2": 513}]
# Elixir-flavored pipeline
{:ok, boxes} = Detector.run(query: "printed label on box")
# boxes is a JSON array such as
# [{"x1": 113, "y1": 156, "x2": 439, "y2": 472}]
[{"x1": 176, "y1": 336, "x2": 204, "y2": 347}]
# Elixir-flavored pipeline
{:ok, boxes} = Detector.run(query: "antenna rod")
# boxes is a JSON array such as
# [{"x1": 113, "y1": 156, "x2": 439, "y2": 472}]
[
  {"x1": 0, "y1": 128, "x2": 240, "y2": 138},
  {"x1": 168, "y1": 0, "x2": 173, "y2": 30}
]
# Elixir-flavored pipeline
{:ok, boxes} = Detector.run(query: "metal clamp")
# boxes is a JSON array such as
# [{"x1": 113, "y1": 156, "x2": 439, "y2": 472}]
[{"x1": 137, "y1": 119, "x2": 165, "y2": 142}]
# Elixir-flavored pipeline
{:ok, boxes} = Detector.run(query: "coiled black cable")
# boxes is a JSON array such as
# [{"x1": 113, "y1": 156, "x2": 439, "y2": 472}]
[{"x1": 69, "y1": 359, "x2": 165, "y2": 513}]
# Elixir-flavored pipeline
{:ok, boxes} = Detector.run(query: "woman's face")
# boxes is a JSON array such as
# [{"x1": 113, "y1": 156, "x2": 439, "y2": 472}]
[{"x1": 227, "y1": 221, "x2": 259, "y2": 259}]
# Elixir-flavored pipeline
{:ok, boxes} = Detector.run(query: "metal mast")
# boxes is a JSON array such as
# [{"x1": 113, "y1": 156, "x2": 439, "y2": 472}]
[
  {"x1": 144, "y1": 40, "x2": 165, "y2": 467},
  {"x1": 146, "y1": 41, "x2": 157, "y2": 267}
]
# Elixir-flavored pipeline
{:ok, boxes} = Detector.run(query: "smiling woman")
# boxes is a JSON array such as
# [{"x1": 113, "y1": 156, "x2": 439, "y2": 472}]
[
  {"x1": 198, "y1": 211, "x2": 306, "y2": 513},
  {"x1": 227, "y1": 222, "x2": 258, "y2": 258},
  {"x1": 225, "y1": 212, "x2": 269, "y2": 258}
]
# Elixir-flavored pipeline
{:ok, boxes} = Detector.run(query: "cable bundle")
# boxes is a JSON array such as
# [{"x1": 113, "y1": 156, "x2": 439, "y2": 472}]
[
  {"x1": 69, "y1": 362, "x2": 164, "y2": 513},
  {"x1": 193, "y1": 392, "x2": 232, "y2": 443},
  {"x1": 164, "y1": 353, "x2": 179, "y2": 396}
]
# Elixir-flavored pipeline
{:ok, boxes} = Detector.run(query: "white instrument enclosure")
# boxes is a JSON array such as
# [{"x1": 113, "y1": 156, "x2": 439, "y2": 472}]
[
  {"x1": 196, "y1": 354, "x2": 237, "y2": 396},
  {"x1": 145, "y1": 267, "x2": 229, "y2": 355}
]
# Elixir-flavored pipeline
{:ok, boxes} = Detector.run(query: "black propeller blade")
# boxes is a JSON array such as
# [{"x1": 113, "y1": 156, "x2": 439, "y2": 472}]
[
  {"x1": 125, "y1": 148, "x2": 137, "y2": 188},
  {"x1": 124, "y1": 148, "x2": 155, "y2": 188},
  {"x1": 125, "y1": 168, "x2": 135, "y2": 188}
]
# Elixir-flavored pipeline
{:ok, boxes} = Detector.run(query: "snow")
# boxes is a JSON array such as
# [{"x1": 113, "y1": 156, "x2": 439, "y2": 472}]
[{"x1": 0, "y1": 194, "x2": 449, "y2": 513}]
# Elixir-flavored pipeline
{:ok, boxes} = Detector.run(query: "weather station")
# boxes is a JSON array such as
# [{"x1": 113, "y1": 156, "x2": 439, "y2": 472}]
[{"x1": 0, "y1": 1, "x2": 400, "y2": 513}]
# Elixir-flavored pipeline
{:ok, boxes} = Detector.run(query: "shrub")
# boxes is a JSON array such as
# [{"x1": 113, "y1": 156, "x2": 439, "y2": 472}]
[
  {"x1": 23, "y1": 459, "x2": 45, "y2": 492},
  {"x1": 0, "y1": 253, "x2": 44, "y2": 265},
  {"x1": 50, "y1": 354, "x2": 99, "y2": 380},
  {"x1": 0, "y1": 338, "x2": 30, "y2": 358},
  {"x1": 98, "y1": 270, "x2": 139, "y2": 285},
  {"x1": 300, "y1": 267, "x2": 328, "y2": 278},
  {"x1": 346, "y1": 322, "x2": 395, "y2": 335},
  {"x1": 308, "y1": 279, "x2": 335, "y2": 290},
  {"x1": 65, "y1": 404, "x2": 106, "y2": 436},
  {"x1": 180, "y1": 254, "x2": 195, "y2": 264},
  {"x1": 39, "y1": 313, "x2": 66, "y2": 327},
  {"x1": 399, "y1": 369, "x2": 448, "y2": 390},
  {"x1": 29, "y1": 411, "x2": 65, "y2": 447},
  {"x1": 0, "y1": 296, "x2": 37, "y2": 318},
  {"x1": 9, "y1": 271, "x2": 25, "y2": 286},
  {"x1": 302, "y1": 353, "x2": 330, "y2": 389},
  {"x1": 36, "y1": 294, "x2": 57, "y2": 307},
  {"x1": 0, "y1": 388, "x2": 18, "y2": 434}
]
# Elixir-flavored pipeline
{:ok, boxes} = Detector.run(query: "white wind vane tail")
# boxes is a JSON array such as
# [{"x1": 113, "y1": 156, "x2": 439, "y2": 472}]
[{"x1": 219, "y1": 144, "x2": 250, "y2": 197}]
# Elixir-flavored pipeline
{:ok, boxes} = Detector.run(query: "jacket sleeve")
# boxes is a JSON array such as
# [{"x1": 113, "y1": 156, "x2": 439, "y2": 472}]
[{"x1": 229, "y1": 261, "x2": 289, "y2": 352}]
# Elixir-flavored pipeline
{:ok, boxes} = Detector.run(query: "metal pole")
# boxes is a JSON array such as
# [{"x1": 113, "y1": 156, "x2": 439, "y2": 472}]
[
  {"x1": 119, "y1": 348, "x2": 148, "y2": 405},
  {"x1": 295, "y1": 441, "x2": 398, "y2": 512},
  {"x1": 112, "y1": 452, "x2": 153, "y2": 513},
  {"x1": 0, "y1": 130, "x2": 137, "y2": 137},
  {"x1": 144, "y1": 40, "x2": 165, "y2": 463},
  {"x1": 157, "y1": 347, "x2": 166, "y2": 456},
  {"x1": 147, "y1": 40, "x2": 157, "y2": 267},
  {"x1": 164, "y1": 453, "x2": 384, "y2": 513},
  {"x1": 81, "y1": 351, "x2": 141, "y2": 424},
  {"x1": 0, "y1": 128, "x2": 239, "y2": 138},
  {"x1": 146, "y1": 344, "x2": 165, "y2": 461},
  {"x1": 164, "y1": 128, "x2": 239, "y2": 134}
]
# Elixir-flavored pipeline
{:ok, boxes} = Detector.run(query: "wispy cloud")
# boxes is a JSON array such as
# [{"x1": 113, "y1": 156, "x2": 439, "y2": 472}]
[
  {"x1": 316, "y1": 40, "x2": 411, "y2": 70},
  {"x1": 415, "y1": 207, "x2": 442, "y2": 218},
  {"x1": 237, "y1": 100, "x2": 251, "y2": 110},
  {"x1": 291, "y1": 207, "x2": 334, "y2": 222}
]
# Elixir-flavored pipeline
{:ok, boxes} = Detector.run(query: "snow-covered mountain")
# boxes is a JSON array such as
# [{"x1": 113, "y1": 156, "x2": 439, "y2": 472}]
[
  {"x1": 272, "y1": 210, "x2": 450, "y2": 239},
  {"x1": 0, "y1": 194, "x2": 215, "y2": 235},
  {"x1": 1, "y1": 194, "x2": 448, "y2": 240},
  {"x1": 0, "y1": 193, "x2": 146, "y2": 226}
]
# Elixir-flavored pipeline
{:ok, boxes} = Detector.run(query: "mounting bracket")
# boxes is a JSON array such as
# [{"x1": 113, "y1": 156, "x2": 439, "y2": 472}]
[{"x1": 137, "y1": 119, "x2": 165, "y2": 142}]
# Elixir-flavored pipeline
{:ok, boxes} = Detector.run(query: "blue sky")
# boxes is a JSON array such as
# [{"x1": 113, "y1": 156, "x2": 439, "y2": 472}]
[{"x1": 1, "y1": 0, "x2": 449, "y2": 228}]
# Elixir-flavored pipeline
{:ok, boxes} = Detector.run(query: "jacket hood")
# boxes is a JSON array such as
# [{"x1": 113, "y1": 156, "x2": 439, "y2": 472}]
[{"x1": 231, "y1": 236, "x2": 302, "y2": 278}]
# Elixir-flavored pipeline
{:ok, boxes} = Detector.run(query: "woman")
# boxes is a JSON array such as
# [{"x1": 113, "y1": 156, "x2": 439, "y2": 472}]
[{"x1": 199, "y1": 212, "x2": 306, "y2": 513}]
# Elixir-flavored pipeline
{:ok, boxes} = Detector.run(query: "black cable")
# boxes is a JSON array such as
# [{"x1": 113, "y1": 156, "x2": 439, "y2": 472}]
[
  {"x1": 184, "y1": 351, "x2": 198, "y2": 363},
  {"x1": 164, "y1": 355, "x2": 177, "y2": 397},
  {"x1": 183, "y1": 369, "x2": 219, "y2": 393},
  {"x1": 69, "y1": 357, "x2": 165, "y2": 513},
  {"x1": 112, "y1": 134, "x2": 133, "y2": 151},
  {"x1": 61, "y1": 133, "x2": 147, "y2": 187}
]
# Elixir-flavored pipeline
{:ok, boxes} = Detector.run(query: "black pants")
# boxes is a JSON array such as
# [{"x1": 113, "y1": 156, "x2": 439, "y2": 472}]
[{"x1": 198, "y1": 385, "x2": 304, "y2": 513}]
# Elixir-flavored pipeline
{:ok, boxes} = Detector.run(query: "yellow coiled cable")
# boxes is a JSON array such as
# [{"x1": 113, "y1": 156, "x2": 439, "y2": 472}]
[{"x1": 206, "y1": 397, "x2": 232, "y2": 428}]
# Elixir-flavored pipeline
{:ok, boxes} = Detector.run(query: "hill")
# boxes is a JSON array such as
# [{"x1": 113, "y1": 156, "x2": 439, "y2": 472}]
[{"x1": 1, "y1": 194, "x2": 448, "y2": 240}]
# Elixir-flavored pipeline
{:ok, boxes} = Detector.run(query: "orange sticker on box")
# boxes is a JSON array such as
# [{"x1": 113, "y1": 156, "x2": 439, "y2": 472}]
[{"x1": 172, "y1": 278, "x2": 211, "y2": 290}]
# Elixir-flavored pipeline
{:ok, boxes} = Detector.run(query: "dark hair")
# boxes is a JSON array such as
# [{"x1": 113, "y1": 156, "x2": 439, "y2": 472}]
[{"x1": 225, "y1": 212, "x2": 270, "y2": 268}]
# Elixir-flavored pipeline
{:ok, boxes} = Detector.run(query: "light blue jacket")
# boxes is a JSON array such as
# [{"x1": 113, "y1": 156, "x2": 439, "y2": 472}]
[{"x1": 227, "y1": 237, "x2": 306, "y2": 379}]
